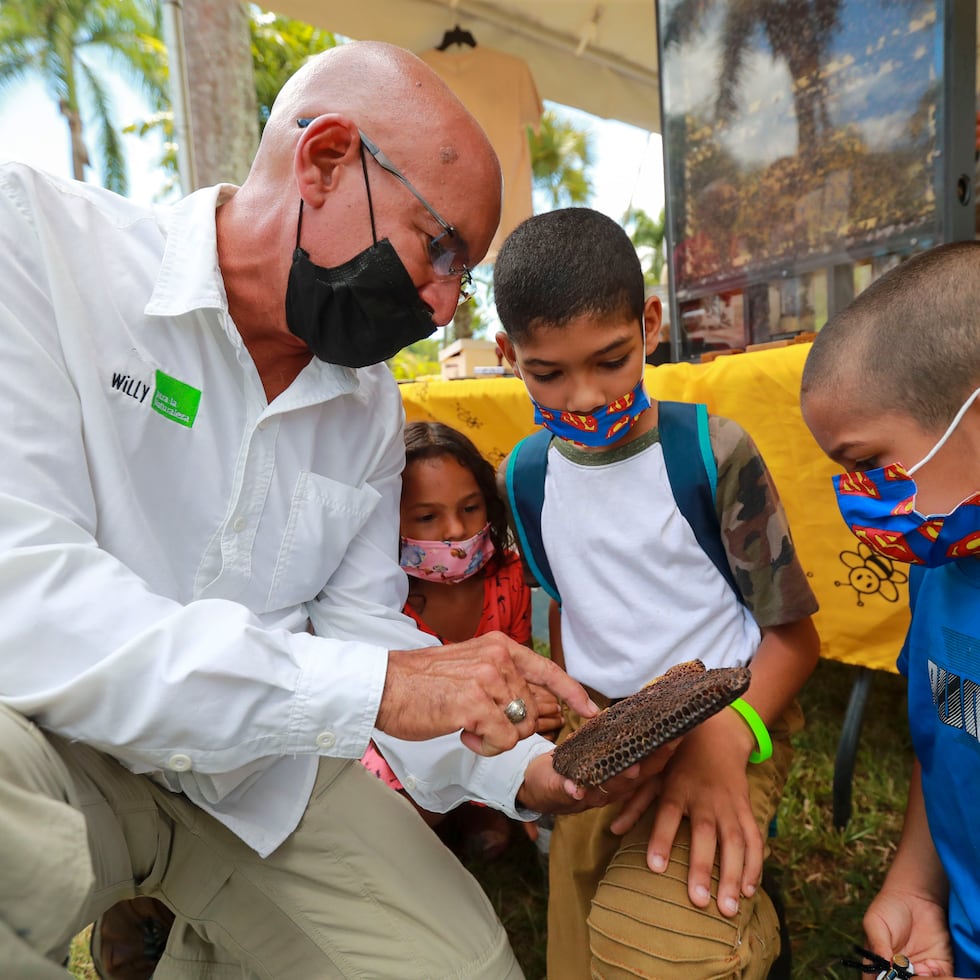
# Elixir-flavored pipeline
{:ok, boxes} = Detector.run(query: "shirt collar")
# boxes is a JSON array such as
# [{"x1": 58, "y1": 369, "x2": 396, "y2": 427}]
[
  {"x1": 144, "y1": 182, "x2": 238, "y2": 320},
  {"x1": 143, "y1": 182, "x2": 363, "y2": 405}
]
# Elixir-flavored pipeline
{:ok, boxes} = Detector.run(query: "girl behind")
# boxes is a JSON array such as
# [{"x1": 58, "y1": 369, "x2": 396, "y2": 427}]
[{"x1": 363, "y1": 421, "x2": 562, "y2": 858}]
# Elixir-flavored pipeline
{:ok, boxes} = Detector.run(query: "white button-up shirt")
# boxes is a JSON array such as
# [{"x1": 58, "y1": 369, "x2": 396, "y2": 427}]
[{"x1": 0, "y1": 163, "x2": 549, "y2": 856}]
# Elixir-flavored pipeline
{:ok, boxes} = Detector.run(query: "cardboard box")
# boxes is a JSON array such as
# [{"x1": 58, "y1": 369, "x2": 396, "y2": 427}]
[{"x1": 438, "y1": 338, "x2": 506, "y2": 380}]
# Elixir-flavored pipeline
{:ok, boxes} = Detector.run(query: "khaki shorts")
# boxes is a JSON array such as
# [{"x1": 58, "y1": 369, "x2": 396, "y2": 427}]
[
  {"x1": 547, "y1": 701, "x2": 802, "y2": 980},
  {"x1": 0, "y1": 703, "x2": 523, "y2": 979}
]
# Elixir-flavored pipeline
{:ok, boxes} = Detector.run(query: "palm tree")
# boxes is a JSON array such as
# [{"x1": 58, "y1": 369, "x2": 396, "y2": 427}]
[
  {"x1": 250, "y1": 6, "x2": 337, "y2": 136},
  {"x1": 623, "y1": 205, "x2": 667, "y2": 287},
  {"x1": 663, "y1": 0, "x2": 843, "y2": 158},
  {"x1": 528, "y1": 108, "x2": 594, "y2": 209},
  {"x1": 0, "y1": 0, "x2": 166, "y2": 193}
]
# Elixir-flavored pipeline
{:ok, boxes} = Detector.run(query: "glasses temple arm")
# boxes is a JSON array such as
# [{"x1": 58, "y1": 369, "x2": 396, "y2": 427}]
[{"x1": 356, "y1": 130, "x2": 453, "y2": 234}]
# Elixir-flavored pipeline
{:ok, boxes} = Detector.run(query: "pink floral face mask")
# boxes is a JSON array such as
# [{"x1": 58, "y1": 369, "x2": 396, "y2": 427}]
[{"x1": 399, "y1": 522, "x2": 494, "y2": 583}]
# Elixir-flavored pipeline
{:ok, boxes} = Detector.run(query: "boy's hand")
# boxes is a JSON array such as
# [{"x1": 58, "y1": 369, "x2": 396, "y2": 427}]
[
  {"x1": 517, "y1": 741, "x2": 679, "y2": 815},
  {"x1": 864, "y1": 884, "x2": 955, "y2": 977},
  {"x1": 629, "y1": 710, "x2": 763, "y2": 918},
  {"x1": 528, "y1": 682, "x2": 564, "y2": 736},
  {"x1": 379, "y1": 631, "x2": 598, "y2": 756}
]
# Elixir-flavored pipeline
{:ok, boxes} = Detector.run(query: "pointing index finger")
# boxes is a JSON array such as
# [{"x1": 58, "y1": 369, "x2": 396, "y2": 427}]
[{"x1": 512, "y1": 646, "x2": 599, "y2": 718}]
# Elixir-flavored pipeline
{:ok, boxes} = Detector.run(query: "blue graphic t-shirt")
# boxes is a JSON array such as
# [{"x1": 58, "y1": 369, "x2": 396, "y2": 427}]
[{"x1": 898, "y1": 559, "x2": 980, "y2": 975}]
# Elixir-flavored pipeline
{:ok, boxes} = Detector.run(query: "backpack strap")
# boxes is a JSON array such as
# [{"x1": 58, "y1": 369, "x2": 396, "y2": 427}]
[
  {"x1": 658, "y1": 400, "x2": 744, "y2": 604},
  {"x1": 505, "y1": 429, "x2": 561, "y2": 603},
  {"x1": 506, "y1": 403, "x2": 744, "y2": 607}
]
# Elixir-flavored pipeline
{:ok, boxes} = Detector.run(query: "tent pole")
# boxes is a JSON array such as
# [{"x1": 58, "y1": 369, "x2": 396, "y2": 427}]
[{"x1": 162, "y1": 0, "x2": 199, "y2": 193}]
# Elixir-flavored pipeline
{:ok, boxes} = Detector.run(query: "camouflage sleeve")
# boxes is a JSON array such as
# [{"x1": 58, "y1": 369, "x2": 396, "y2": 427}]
[{"x1": 710, "y1": 415, "x2": 819, "y2": 627}]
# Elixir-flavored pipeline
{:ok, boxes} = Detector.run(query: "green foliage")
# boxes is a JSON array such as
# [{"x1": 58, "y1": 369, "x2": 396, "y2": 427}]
[
  {"x1": 0, "y1": 0, "x2": 166, "y2": 193},
  {"x1": 623, "y1": 205, "x2": 667, "y2": 287},
  {"x1": 388, "y1": 338, "x2": 442, "y2": 381},
  {"x1": 528, "y1": 108, "x2": 594, "y2": 210},
  {"x1": 249, "y1": 5, "x2": 337, "y2": 136}
]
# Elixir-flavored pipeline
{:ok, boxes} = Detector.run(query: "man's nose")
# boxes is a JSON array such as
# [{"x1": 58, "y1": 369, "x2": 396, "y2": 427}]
[{"x1": 417, "y1": 279, "x2": 463, "y2": 327}]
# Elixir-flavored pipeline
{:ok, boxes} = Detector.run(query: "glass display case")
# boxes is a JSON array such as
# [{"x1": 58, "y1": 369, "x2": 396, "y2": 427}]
[{"x1": 655, "y1": 0, "x2": 977, "y2": 360}]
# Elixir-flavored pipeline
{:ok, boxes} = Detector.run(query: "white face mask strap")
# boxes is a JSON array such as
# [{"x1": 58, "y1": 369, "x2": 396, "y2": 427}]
[
  {"x1": 639, "y1": 318, "x2": 647, "y2": 386},
  {"x1": 908, "y1": 386, "x2": 980, "y2": 476}
]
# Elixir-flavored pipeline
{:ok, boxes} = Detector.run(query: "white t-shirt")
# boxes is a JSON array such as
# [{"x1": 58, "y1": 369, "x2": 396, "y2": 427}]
[{"x1": 542, "y1": 429, "x2": 761, "y2": 698}]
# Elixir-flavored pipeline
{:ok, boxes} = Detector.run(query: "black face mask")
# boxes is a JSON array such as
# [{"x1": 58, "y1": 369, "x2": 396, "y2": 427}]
[
  {"x1": 284, "y1": 143, "x2": 437, "y2": 369},
  {"x1": 285, "y1": 236, "x2": 436, "y2": 368}
]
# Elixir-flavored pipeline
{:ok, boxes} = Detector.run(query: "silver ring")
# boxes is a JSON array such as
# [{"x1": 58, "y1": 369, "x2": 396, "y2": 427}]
[{"x1": 503, "y1": 697, "x2": 527, "y2": 724}]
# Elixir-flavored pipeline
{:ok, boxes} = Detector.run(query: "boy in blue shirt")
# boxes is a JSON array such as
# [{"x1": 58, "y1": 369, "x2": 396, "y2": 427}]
[
  {"x1": 801, "y1": 240, "x2": 980, "y2": 979},
  {"x1": 494, "y1": 208, "x2": 820, "y2": 979}
]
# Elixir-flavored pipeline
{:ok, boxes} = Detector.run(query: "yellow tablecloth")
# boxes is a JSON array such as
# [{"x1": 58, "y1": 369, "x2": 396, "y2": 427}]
[{"x1": 400, "y1": 344, "x2": 910, "y2": 672}]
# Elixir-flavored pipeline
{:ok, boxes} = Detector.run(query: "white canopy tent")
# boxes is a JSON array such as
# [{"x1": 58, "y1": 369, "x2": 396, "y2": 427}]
[{"x1": 267, "y1": 0, "x2": 662, "y2": 132}]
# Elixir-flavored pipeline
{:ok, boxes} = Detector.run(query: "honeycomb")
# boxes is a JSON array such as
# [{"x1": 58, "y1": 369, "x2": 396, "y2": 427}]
[{"x1": 551, "y1": 660, "x2": 752, "y2": 786}]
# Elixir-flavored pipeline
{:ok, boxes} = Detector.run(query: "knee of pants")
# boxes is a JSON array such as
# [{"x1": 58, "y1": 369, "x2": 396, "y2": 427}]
[
  {"x1": 0, "y1": 706, "x2": 95, "y2": 958},
  {"x1": 586, "y1": 856, "x2": 781, "y2": 980}
]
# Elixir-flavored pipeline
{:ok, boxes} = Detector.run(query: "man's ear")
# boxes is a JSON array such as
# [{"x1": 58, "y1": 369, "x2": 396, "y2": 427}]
[
  {"x1": 294, "y1": 115, "x2": 361, "y2": 207},
  {"x1": 495, "y1": 330, "x2": 521, "y2": 378},
  {"x1": 642, "y1": 294, "x2": 663, "y2": 356}
]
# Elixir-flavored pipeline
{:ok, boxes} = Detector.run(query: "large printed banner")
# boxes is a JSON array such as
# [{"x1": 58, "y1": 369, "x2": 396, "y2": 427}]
[{"x1": 400, "y1": 344, "x2": 909, "y2": 672}]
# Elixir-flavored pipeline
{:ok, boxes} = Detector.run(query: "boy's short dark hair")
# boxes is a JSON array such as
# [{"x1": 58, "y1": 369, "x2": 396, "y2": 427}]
[
  {"x1": 493, "y1": 207, "x2": 645, "y2": 342},
  {"x1": 802, "y1": 241, "x2": 980, "y2": 428}
]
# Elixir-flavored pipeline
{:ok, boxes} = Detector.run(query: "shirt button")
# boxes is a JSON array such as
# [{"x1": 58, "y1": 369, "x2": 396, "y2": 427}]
[
  {"x1": 403, "y1": 775, "x2": 417, "y2": 791},
  {"x1": 257, "y1": 418, "x2": 268, "y2": 431},
  {"x1": 315, "y1": 731, "x2": 336, "y2": 749},
  {"x1": 232, "y1": 516, "x2": 246, "y2": 532},
  {"x1": 168, "y1": 753, "x2": 192, "y2": 772}
]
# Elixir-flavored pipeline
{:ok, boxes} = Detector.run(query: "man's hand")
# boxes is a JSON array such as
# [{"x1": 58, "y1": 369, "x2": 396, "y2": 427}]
[
  {"x1": 377, "y1": 631, "x2": 598, "y2": 756},
  {"x1": 517, "y1": 741, "x2": 679, "y2": 816},
  {"x1": 864, "y1": 884, "x2": 955, "y2": 978}
]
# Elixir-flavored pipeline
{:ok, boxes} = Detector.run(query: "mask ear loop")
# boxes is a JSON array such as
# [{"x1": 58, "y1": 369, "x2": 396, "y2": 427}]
[
  {"x1": 908, "y1": 386, "x2": 980, "y2": 476},
  {"x1": 359, "y1": 143, "x2": 378, "y2": 245},
  {"x1": 294, "y1": 139, "x2": 378, "y2": 254}
]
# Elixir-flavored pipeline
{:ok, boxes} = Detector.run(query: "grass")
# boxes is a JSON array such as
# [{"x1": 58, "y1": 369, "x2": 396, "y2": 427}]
[{"x1": 69, "y1": 657, "x2": 911, "y2": 979}]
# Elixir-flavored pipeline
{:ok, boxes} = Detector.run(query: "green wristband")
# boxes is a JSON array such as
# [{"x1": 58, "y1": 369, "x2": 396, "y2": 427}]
[{"x1": 728, "y1": 698, "x2": 773, "y2": 764}]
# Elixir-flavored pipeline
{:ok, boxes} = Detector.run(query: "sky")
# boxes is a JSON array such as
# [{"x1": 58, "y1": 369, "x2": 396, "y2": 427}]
[{"x1": 0, "y1": 78, "x2": 666, "y2": 221}]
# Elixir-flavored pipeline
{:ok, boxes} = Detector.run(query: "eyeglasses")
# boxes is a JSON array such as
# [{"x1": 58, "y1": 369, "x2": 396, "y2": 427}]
[{"x1": 297, "y1": 118, "x2": 473, "y2": 296}]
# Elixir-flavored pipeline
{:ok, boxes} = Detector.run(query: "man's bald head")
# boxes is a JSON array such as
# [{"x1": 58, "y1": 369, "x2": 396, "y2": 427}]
[{"x1": 251, "y1": 41, "x2": 500, "y2": 205}]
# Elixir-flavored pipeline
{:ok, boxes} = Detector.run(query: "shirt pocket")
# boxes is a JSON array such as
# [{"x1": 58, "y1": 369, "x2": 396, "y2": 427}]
[{"x1": 267, "y1": 470, "x2": 381, "y2": 611}]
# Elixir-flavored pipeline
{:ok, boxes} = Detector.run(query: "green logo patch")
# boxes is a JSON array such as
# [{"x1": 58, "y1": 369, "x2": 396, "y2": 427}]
[{"x1": 151, "y1": 370, "x2": 202, "y2": 428}]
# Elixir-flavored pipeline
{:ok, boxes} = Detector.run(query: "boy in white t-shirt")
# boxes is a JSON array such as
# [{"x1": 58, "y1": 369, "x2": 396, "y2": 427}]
[{"x1": 494, "y1": 208, "x2": 820, "y2": 980}]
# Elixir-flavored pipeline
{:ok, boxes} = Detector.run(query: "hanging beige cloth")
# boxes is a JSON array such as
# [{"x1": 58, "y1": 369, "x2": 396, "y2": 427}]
[{"x1": 420, "y1": 45, "x2": 543, "y2": 262}]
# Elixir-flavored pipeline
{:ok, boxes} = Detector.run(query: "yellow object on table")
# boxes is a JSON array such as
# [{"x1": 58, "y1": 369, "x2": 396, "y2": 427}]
[{"x1": 399, "y1": 343, "x2": 909, "y2": 673}]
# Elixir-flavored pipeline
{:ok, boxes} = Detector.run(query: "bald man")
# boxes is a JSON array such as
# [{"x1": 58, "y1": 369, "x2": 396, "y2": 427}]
[{"x1": 0, "y1": 42, "x2": 674, "y2": 979}]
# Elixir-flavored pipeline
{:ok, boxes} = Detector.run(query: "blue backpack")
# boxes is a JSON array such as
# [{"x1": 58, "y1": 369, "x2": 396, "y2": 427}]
[{"x1": 504, "y1": 400, "x2": 744, "y2": 606}]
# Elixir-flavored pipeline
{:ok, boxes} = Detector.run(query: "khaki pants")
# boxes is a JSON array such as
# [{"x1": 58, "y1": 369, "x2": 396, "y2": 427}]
[
  {"x1": 547, "y1": 702, "x2": 801, "y2": 980},
  {"x1": 0, "y1": 704, "x2": 523, "y2": 979}
]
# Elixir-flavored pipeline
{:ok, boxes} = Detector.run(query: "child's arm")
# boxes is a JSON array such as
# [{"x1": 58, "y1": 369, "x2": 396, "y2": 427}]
[
  {"x1": 613, "y1": 415, "x2": 821, "y2": 916},
  {"x1": 863, "y1": 761, "x2": 955, "y2": 977},
  {"x1": 548, "y1": 597, "x2": 565, "y2": 672},
  {"x1": 613, "y1": 614, "x2": 819, "y2": 918}
]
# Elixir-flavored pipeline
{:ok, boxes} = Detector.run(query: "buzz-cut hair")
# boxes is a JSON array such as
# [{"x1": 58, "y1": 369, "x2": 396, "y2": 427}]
[
  {"x1": 801, "y1": 241, "x2": 980, "y2": 428},
  {"x1": 493, "y1": 208, "x2": 645, "y2": 343}
]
